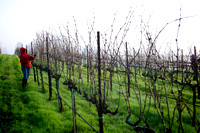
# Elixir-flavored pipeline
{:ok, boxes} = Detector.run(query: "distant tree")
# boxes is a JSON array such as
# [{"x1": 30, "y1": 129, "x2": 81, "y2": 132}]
[{"x1": 14, "y1": 42, "x2": 23, "y2": 57}]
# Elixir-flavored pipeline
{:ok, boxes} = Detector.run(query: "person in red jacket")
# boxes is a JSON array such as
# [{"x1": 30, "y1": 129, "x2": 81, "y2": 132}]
[{"x1": 19, "y1": 47, "x2": 36, "y2": 88}]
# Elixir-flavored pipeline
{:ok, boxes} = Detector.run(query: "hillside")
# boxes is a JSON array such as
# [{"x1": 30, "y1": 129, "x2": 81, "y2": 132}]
[
  {"x1": 0, "y1": 54, "x2": 83, "y2": 132},
  {"x1": 0, "y1": 55, "x2": 134, "y2": 133},
  {"x1": 1, "y1": 54, "x2": 199, "y2": 133}
]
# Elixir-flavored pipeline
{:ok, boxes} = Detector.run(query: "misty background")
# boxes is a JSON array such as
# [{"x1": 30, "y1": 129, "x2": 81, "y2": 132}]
[{"x1": 0, "y1": 0, "x2": 199, "y2": 55}]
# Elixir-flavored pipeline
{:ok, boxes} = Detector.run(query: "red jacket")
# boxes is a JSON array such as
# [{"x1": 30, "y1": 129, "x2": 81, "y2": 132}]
[{"x1": 19, "y1": 47, "x2": 35, "y2": 68}]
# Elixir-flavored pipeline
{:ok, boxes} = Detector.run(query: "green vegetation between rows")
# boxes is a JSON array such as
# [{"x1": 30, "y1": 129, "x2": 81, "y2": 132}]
[
  {"x1": 0, "y1": 55, "x2": 132, "y2": 133},
  {"x1": 0, "y1": 54, "x2": 199, "y2": 133}
]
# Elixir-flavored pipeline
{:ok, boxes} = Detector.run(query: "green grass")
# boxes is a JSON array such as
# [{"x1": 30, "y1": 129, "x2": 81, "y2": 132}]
[
  {"x1": 0, "y1": 54, "x2": 133, "y2": 133},
  {"x1": 0, "y1": 54, "x2": 199, "y2": 133},
  {"x1": 0, "y1": 55, "x2": 73, "y2": 133}
]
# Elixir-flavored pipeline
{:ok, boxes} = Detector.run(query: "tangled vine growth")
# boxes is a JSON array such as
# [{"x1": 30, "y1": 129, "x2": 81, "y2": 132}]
[{"x1": 27, "y1": 14, "x2": 200, "y2": 133}]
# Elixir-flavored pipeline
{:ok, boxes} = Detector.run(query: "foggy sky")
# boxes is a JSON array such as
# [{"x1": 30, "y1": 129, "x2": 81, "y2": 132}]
[{"x1": 0, "y1": 0, "x2": 199, "y2": 54}]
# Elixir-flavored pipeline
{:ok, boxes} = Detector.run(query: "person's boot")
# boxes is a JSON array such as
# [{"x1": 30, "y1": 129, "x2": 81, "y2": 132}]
[
  {"x1": 24, "y1": 79, "x2": 27, "y2": 87},
  {"x1": 22, "y1": 79, "x2": 25, "y2": 88}
]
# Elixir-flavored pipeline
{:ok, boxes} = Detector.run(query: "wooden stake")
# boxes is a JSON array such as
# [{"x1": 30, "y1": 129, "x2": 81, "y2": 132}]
[
  {"x1": 97, "y1": 31, "x2": 104, "y2": 133},
  {"x1": 46, "y1": 36, "x2": 52, "y2": 101},
  {"x1": 125, "y1": 42, "x2": 130, "y2": 97},
  {"x1": 40, "y1": 67, "x2": 45, "y2": 93},
  {"x1": 31, "y1": 42, "x2": 36, "y2": 82},
  {"x1": 36, "y1": 66, "x2": 40, "y2": 85},
  {"x1": 194, "y1": 46, "x2": 200, "y2": 99},
  {"x1": 56, "y1": 78, "x2": 63, "y2": 113},
  {"x1": 192, "y1": 46, "x2": 197, "y2": 126},
  {"x1": 181, "y1": 49, "x2": 184, "y2": 84},
  {"x1": 72, "y1": 88, "x2": 77, "y2": 133}
]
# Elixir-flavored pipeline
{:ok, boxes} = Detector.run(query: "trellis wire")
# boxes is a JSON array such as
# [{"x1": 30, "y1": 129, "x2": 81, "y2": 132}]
[{"x1": 35, "y1": 72, "x2": 99, "y2": 133}]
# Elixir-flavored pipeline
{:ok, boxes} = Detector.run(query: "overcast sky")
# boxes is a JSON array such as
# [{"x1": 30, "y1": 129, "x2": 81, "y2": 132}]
[{"x1": 0, "y1": 0, "x2": 199, "y2": 54}]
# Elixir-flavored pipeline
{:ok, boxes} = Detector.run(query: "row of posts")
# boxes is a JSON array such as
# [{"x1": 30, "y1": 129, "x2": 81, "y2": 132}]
[
  {"x1": 30, "y1": 38, "x2": 78, "y2": 132},
  {"x1": 29, "y1": 31, "x2": 199, "y2": 133},
  {"x1": 30, "y1": 31, "x2": 103, "y2": 133}
]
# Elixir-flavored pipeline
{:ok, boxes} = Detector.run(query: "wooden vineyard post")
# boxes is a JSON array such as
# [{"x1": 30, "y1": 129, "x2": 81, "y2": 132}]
[
  {"x1": 36, "y1": 65, "x2": 40, "y2": 85},
  {"x1": 134, "y1": 48, "x2": 137, "y2": 82},
  {"x1": 192, "y1": 46, "x2": 197, "y2": 126},
  {"x1": 87, "y1": 45, "x2": 89, "y2": 84},
  {"x1": 71, "y1": 88, "x2": 77, "y2": 133},
  {"x1": 54, "y1": 48, "x2": 63, "y2": 113},
  {"x1": 125, "y1": 42, "x2": 130, "y2": 97},
  {"x1": 181, "y1": 50, "x2": 184, "y2": 84},
  {"x1": 56, "y1": 77, "x2": 63, "y2": 113},
  {"x1": 97, "y1": 31, "x2": 104, "y2": 133},
  {"x1": 194, "y1": 46, "x2": 200, "y2": 99},
  {"x1": 177, "y1": 90, "x2": 184, "y2": 132},
  {"x1": 46, "y1": 36, "x2": 52, "y2": 101},
  {"x1": 31, "y1": 42, "x2": 36, "y2": 82},
  {"x1": 177, "y1": 46, "x2": 179, "y2": 81},
  {"x1": 39, "y1": 65, "x2": 45, "y2": 93}
]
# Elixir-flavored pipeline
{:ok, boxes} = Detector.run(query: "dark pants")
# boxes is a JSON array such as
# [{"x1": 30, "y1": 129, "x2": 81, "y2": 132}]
[{"x1": 21, "y1": 66, "x2": 30, "y2": 80}]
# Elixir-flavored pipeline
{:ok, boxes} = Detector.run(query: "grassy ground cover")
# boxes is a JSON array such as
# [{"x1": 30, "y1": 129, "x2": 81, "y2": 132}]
[
  {"x1": 0, "y1": 55, "x2": 133, "y2": 133},
  {"x1": 0, "y1": 54, "x2": 199, "y2": 132}
]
